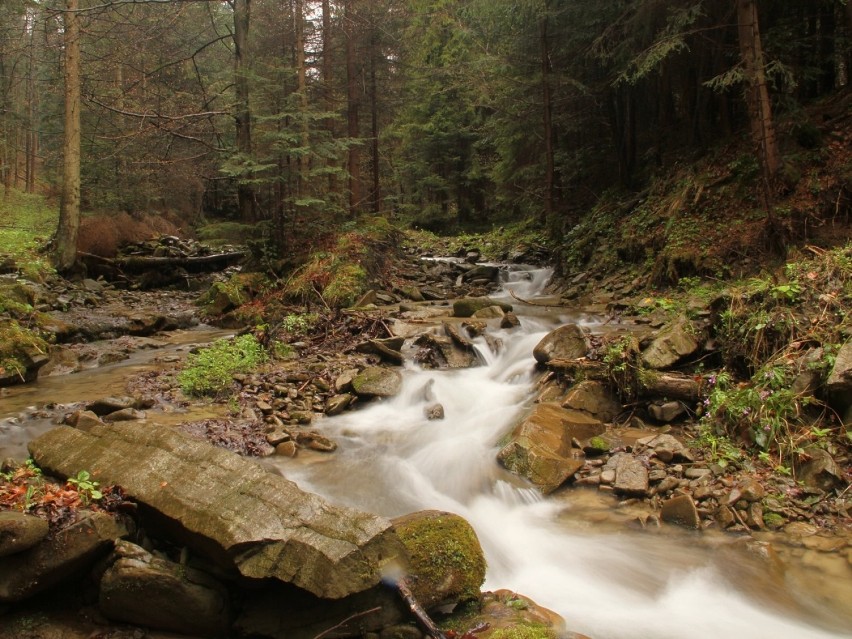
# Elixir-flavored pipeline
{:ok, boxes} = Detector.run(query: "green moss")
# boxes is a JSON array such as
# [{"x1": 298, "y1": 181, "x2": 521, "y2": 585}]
[
  {"x1": 0, "y1": 320, "x2": 49, "y2": 382},
  {"x1": 762, "y1": 511, "x2": 786, "y2": 530},
  {"x1": 588, "y1": 436, "x2": 610, "y2": 452},
  {"x1": 489, "y1": 624, "x2": 558, "y2": 639},
  {"x1": 394, "y1": 512, "x2": 486, "y2": 604}
]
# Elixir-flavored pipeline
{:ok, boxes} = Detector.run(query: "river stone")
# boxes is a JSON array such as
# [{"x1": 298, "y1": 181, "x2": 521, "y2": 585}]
[
  {"x1": 28, "y1": 422, "x2": 406, "y2": 599},
  {"x1": 501, "y1": 312, "x2": 521, "y2": 329},
  {"x1": 354, "y1": 338, "x2": 405, "y2": 365},
  {"x1": 660, "y1": 494, "x2": 700, "y2": 529},
  {"x1": 326, "y1": 393, "x2": 354, "y2": 416},
  {"x1": 561, "y1": 380, "x2": 622, "y2": 422},
  {"x1": 414, "y1": 333, "x2": 478, "y2": 369},
  {"x1": 452, "y1": 297, "x2": 512, "y2": 318},
  {"x1": 636, "y1": 433, "x2": 694, "y2": 463},
  {"x1": 533, "y1": 324, "x2": 588, "y2": 364},
  {"x1": 472, "y1": 305, "x2": 506, "y2": 319},
  {"x1": 0, "y1": 511, "x2": 49, "y2": 557},
  {"x1": 497, "y1": 403, "x2": 603, "y2": 494},
  {"x1": 648, "y1": 400, "x2": 686, "y2": 423},
  {"x1": 0, "y1": 511, "x2": 127, "y2": 602},
  {"x1": 606, "y1": 453, "x2": 649, "y2": 497},
  {"x1": 68, "y1": 409, "x2": 107, "y2": 432},
  {"x1": 641, "y1": 316, "x2": 701, "y2": 370},
  {"x1": 796, "y1": 446, "x2": 843, "y2": 491},
  {"x1": 99, "y1": 540, "x2": 230, "y2": 637},
  {"x1": 826, "y1": 339, "x2": 852, "y2": 410},
  {"x1": 392, "y1": 510, "x2": 487, "y2": 609},
  {"x1": 86, "y1": 396, "x2": 137, "y2": 416},
  {"x1": 462, "y1": 265, "x2": 499, "y2": 282},
  {"x1": 352, "y1": 366, "x2": 403, "y2": 398}
]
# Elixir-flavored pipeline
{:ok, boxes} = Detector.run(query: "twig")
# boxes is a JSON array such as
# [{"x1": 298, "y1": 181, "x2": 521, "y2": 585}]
[
  {"x1": 312, "y1": 606, "x2": 382, "y2": 639},
  {"x1": 396, "y1": 577, "x2": 446, "y2": 639}
]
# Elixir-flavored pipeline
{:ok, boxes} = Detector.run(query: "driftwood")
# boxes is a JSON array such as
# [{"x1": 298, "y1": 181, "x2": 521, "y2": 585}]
[
  {"x1": 79, "y1": 250, "x2": 245, "y2": 273},
  {"x1": 639, "y1": 371, "x2": 702, "y2": 402}
]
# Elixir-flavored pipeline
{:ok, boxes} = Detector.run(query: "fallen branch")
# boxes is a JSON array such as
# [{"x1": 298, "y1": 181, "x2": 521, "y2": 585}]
[
  {"x1": 79, "y1": 250, "x2": 245, "y2": 273},
  {"x1": 396, "y1": 577, "x2": 446, "y2": 639},
  {"x1": 312, "y1": 606, "x2": 383, "y2": 639}
]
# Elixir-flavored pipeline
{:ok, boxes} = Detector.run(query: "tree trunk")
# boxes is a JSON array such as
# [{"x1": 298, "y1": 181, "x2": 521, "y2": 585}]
[
  {"x1": 344, "y1": 0, "x2": 361, "y2": 216},
  {"x1": 233, "y1": 0, "x2": 255, "y2": 222},
  {"x1": 369, "y1": 27, "x2": 380, "y2": 214},
  {"x1": 736, "y1": 0, "x2": 781, "y2": 187},
  {"x1": 540, "y1": 5, "x2": 555, "y2": 221},
  {"x1": 55, "y1": 0, "x2": 82, "y2": 272},
  {"x1": 295, "y1": 0, "x2": 309, "y2": 197}
]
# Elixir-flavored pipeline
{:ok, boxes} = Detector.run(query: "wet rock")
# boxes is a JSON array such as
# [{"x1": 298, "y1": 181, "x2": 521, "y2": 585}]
[
  {"x1": 463, "y1": 265, "x2": 500, "y2": 282},
  {"x1": 326, "y1": 393, "x2": 354, "y2": 416},
  {"x1": 67, "y1": 409, "x2": 107, "y2": 432},
  {"x1": 102, "y1": 407, "x2": 146, "y2": 422},
  {"x1": 641, "y1": 316, "x2": 701, "y2": 370},
  {"x1": 452, "y1": 297, "x2": 512, "y2": 318},
  {"x1": 29, "y1": 422, "x2": 406, "y2": 599},
  {"x1": 472, "y1": 305, "x2": 506, "y2": 319},
  {"x1": 497, "y1": 403, "x2": 603, "y2": 494},
  {"x1": 275, "y1": 441, "x2": 298, "y2": 457},
  {"x1": 86, "y1": 396, "x2": 137, "y2": 416},
  {"x1": 607, "y1": 453, "x2": 649, "y2": 497},
  {"x1": 501, "y1": 312, "x2": 521, "y2": 329},
  {"x1": 424, "y1": 403, "x2": 445, "y2": 420},
  {"x1": 660, "y1": 494, "x2": 701, "y2": 529},
  {"x1": 0, "y1": 512, "x2": 49, "y2": 558},
  {"x1": 414, "y1": 333, "x2": 478, "y2": 369},
  {"x1": 443, "y1": 322, "x2": 474, "y2": 350},
  {"x1": 352, "y1": 366, "x2": 403, "y2": 398},
  {"x1": 296, "y1": 431, "x2": 338, "y2": 452},
  {"x1": 355, "y1": 338, "x2": 405, "y2": 365},
  {"x1": 99, "y1": 540, "x2": 230, "y2": 637},
  {"x1": 561, "y1": 380, "x2": 622, "y2": 422},
  {"x1": 533, "y1": 324, "x2": 588, "y2": 364},
  {"x1": 392, "y1": 510, "x2": 486, "y2": 609},
  {"x1": 648, "y1": 400, "x2": 686, "y2": 423},
  {"x1": 0, "y1": 511, "x2": 127, "y2": 603}
]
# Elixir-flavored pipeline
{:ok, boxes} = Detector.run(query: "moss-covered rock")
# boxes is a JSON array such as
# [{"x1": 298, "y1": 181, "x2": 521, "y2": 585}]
[
  {"x1": 352, "y1": 366, "x2": 403, "y2": 398},
  {"x1": 392, "y1": 510, "x2": 486, "y2": 609},
  {"x1": 0, "y1": 320, "x2": 50, "y2": 386},
  {"x1": 453, "y1": 297, "x2": 513, "y2": 318}
]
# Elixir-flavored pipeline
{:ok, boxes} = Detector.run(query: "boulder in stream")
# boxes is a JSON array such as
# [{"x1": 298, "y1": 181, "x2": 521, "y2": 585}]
[
  {"x1": 352, "y1": 366, "x2": 403, "y2": 398},
  {"x1": 533, "y1": 324, "x2": 588, "y2": 364},
  {"x1": 28, "y1": 422, "x2": 406, "y2": 599},
  {"x1": 452, "y1": 297, "x2": 512, "y2": 318},
  {"x1": 497, "y1": 403, "x2": 604, "y2": 494}
]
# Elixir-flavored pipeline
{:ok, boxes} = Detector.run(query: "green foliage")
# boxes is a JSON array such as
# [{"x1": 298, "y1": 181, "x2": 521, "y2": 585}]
[
  {"x1": 178, "y1": 334, "x2": 266, "y2": 397},
  {"x1": 284, "y1": 217, "x2": 401, "y2": 309},
  {"x1": 602, "y1": 335, "x2": 641, "y2": 401},
  {"x1": 0, "y1": 189, "x2": 57, "y2": 280},
  {"x1": 66, "y1": 470, "x2": 103, "y2": 503},
  {"x1": 196, "y1": 221, "x2": 257, "y2": 246}
]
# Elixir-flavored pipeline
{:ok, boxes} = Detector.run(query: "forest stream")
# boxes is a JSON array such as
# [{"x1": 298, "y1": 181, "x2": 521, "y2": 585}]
[{"x1": 1, "y1": 266, "x2": 850, "y2": 639}]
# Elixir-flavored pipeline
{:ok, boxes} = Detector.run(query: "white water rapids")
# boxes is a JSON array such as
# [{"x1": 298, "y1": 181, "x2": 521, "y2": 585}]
[{"x1": 273, "y1": 266, "x2": 852, "y2": 639}]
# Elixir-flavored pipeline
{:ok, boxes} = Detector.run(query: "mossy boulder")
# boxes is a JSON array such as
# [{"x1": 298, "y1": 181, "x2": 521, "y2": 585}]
[
  {"x1": 0, "y1": 321, "x2": 50, "y2": 386},
  {"x1": 352, "y1": 366, "x2": 403, "y2": 398},
  {"x1": 392, "y1": 510, "x2": 486, "y2": 609}
]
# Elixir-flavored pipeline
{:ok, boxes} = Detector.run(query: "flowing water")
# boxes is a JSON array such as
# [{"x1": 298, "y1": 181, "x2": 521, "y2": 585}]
[{"x1": 272, "y1": 266, "x2": 852, "y2": 639}]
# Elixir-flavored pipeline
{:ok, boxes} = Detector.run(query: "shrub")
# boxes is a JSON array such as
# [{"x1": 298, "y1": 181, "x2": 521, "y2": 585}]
[{"x1": 178, "y1": 334, "x2": 266, "y2": 397}]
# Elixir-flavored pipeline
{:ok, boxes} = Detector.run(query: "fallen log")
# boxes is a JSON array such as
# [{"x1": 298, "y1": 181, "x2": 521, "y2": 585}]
[
  {"x1": 639, "y1": 371, "x2": 702, "y2": 402},
  {"x1": 79, "y1": 250, "x2": 245, "y2": 273}
]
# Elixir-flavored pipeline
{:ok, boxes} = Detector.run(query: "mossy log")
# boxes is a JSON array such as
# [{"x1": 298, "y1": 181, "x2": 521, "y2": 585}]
[
  {"x1": 544, "y1": 358, "x2": 609, "y2": 382},
  {"x1": 80, "y1": 251, "x2": 245, "y2": 273},
  {"x1": 639, "y1": 371, "x2": 701, "y2": 402}
]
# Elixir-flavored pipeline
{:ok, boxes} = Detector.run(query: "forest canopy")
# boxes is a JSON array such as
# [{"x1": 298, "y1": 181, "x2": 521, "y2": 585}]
[{"x1": 0, "y1": 0, "x2": 849, "y2": 268}]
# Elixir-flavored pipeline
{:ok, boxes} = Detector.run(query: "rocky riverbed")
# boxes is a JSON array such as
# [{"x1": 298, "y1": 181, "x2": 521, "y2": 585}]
[{"x1": 1, "y1": 239, "x2": 850, "y2": 638}]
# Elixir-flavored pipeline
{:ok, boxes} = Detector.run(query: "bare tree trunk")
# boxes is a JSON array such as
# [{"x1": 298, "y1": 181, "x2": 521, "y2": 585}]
[
  {"x1": 369, "y1": 26, "x2": 380, "y2": 214},
  {"x1": 233, "y1": 0, "x2": 255, "y2": 222},
  {"x1": 344, "y1": 0, "x2": 361, "y2": 216},
  {"x1": 540, "y1": 3, "x2": 555, "y2": 221},
  {"x1": 295, "y1": 0, "x2": 308, "y2": 197},
  {"x1": 55, "y1": 0, "x2": 81, "y2": 272},
  {"x1": 26, "y1": 13, "x2": 38, "y2": 195},
  {"x1": 737, "y1": 0, "x2": 781, "y2": 188}
]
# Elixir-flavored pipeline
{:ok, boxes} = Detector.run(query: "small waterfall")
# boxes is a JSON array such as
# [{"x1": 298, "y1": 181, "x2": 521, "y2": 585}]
[{"x1": 276, "y1": 267, "x2": 851, "y2": 639}]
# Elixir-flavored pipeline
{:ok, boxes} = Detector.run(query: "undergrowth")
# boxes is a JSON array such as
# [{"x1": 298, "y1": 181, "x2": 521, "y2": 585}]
[{"x1": 178, "y1": 334, "x2": 266, "y2": 397}]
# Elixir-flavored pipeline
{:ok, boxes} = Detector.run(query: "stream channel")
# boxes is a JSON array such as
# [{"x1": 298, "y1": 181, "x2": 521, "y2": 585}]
[{"x1": 1, "y1": 266, "x2": 850, "y2": 639}]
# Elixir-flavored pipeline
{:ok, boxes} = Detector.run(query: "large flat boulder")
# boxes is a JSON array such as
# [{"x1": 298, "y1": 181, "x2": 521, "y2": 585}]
[{"x1": 28, "y1": 422, "x2": 406, "y2": 599}]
